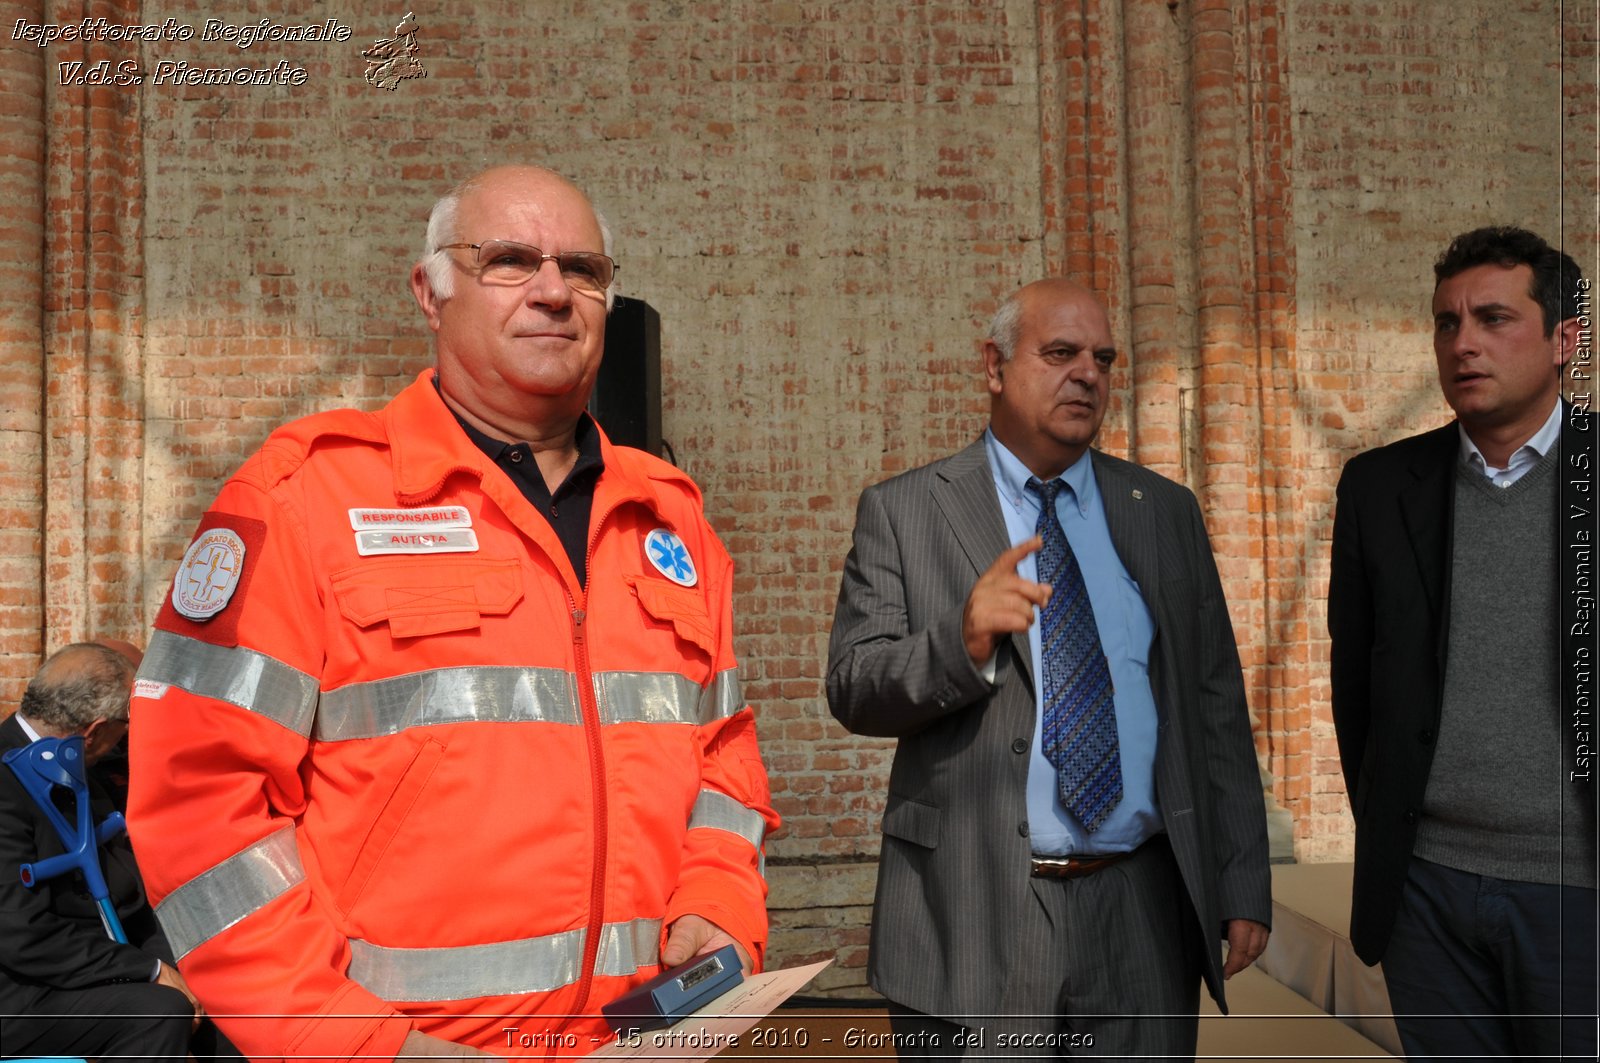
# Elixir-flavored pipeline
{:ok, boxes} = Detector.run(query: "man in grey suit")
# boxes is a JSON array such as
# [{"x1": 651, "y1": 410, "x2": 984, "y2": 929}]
[{"x1": 827, "y1": 279, "x2": 1271, "y2": 1058}]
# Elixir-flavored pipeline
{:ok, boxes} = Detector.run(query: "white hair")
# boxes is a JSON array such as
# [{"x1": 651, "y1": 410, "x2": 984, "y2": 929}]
[
  {"x1": 986, "y1": 291, "x2": 1025, "y2": 360},
  {"x1": 417, "y1": 170, "x2": 616, "y2": 310}
]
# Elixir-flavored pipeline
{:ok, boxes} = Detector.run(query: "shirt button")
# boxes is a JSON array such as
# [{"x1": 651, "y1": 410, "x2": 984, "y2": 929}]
[
  {"x1": 1012, "y1": 738, "x2": 1028, "y2": 755},
  {"x1": 550, "y1": 505, "x2": 559, "y2": 517},
  {"x1": 509, "y1": 451, "x2": 523, "y2": 463}
]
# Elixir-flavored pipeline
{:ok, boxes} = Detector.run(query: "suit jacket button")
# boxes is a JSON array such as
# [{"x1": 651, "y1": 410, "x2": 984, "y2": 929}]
[
  {"x1": 1404, "y1": 809, "x2": 1418, "y2": 824},
  {"x1": 1017, "y1": 822, "x2": 1030, "y2": 838},
  {"x1": 1417, "y1": 729, "x2": 1434, "y2": 744},
  {"x1": 1012, "y1": 738, "x2": 1028, "y2": 754}
]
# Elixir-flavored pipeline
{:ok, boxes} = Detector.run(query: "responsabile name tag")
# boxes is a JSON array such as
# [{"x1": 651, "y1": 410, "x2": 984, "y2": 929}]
[{"x1": 348, "y1": 507, "x2": 478, "y2": 556}]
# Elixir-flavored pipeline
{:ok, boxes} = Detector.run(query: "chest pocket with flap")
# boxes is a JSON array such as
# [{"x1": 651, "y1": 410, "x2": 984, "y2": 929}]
[
  {"x1": 626, "y1": 575, "x2": 716, "y2": 656},
  {"x1": 331, "y1": 557, "x2": 523, "y2": 638}
]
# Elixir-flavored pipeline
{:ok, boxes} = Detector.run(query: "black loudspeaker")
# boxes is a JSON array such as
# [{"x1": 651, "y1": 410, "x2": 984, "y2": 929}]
[{"x1": 591, "y1": 296, "x2": 662, "y2": 455}]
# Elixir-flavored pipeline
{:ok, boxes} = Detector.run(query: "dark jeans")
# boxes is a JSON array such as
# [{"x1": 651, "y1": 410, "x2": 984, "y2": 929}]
[{"x1": 1382, "y1": 857, "x2": 1598, "y2": 1060}]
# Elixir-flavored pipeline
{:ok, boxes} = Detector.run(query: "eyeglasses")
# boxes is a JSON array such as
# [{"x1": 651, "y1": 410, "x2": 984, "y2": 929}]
[{"x1": 438, "y1": 240, "x2": 617, "y2": 292}]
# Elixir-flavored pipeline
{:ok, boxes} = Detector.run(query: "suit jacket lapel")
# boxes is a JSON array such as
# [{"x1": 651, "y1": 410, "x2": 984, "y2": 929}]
[
  {"x1": 929, "y1": 438, "x2": 1009, "y2": 573},
  {"x1": 1398, "y1": 426, "x2": 1457, "y2": 644},
  {"x1": 929, "y1": 438, "x2": 1034, "y2": 687},
  {"x1": 1093, "y1": 453, "x2": 1162, "y2": 621}
]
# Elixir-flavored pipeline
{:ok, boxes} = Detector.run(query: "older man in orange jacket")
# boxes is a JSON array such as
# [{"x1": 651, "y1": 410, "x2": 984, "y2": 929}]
[{"x1": 127, "y1": 166, "x2": 777, "y2": 1060}]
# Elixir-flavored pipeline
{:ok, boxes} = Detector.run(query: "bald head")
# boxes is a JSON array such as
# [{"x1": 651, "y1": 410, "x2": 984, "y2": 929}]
[
  {"x1": 987, "y1": 279, "x2": 1107, "y2": 361},
  {"x1": 418, "y1": 165, "x2": 613, "y2": 306},
  {"x1": 19, "y1": 642, "x2": 137, "y2": 735},
  {"x1": 95, "y1": 638, "x2": 143, "y2": 669}
]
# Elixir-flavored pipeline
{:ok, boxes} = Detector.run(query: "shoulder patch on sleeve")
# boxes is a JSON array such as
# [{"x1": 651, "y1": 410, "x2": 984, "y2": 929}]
[{"x1": 155, "y1": 513, "x2": 268, "y2": 647}]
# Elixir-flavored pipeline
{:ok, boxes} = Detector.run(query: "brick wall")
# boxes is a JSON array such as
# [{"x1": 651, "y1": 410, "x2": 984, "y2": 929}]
[
  {"x1": 1, "y1": 0, "x2": 1593, "y2": 993},
  {"x1": 0, "y1": 0, "x2": 47, "y2": 707},
  {"x1": 1288, "y1": 0, "x2": 1599, "y2": 857}
]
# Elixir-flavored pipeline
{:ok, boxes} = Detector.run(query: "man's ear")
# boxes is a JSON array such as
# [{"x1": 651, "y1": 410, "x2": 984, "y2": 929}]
[
  {"x1": 80, "y1": 716, "x2": 121, "y2": 754},
  {"x1": 410, "y1": 262, "x2": 444, "y2": 331},
  {"x1": 1553, "y1": 315, "x2": 1580, "y2": 369},
  {"x1": 981, "y1": 340, "x2": 1006, "y2": 396}
]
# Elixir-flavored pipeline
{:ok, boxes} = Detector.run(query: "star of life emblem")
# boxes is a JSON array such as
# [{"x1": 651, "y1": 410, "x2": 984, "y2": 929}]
[
  {"x1": 644, "y1": 528, "x2": 697, "y2": 587},
  {"x1": 173, "y1": 527, "x2": 247, "y2": 620}
]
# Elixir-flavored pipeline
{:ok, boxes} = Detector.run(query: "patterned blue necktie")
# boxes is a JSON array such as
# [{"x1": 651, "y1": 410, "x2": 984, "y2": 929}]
[{"x1": 1027, "y1": 477, "x2": 1122, "y2": 833}]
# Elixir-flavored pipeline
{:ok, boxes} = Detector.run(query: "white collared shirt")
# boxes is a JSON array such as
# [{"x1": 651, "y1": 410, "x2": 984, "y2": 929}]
[
  {"x1": 1459, "y1": 399, "x2": 1562, "y2": 488},
  {"x1": 15, "y1": 713, "x2": 43, "y2": 743}
]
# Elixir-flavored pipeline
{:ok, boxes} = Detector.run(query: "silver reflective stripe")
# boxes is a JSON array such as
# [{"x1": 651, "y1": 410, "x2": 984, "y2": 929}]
[
  {"x1": 140, "y1": 630, "x2": 318, "y2": 737},
  {"x1": 593, "y1": 671, "x2": 701, "y2": 725},
  {"x1": 699, "y1": 668, "x2": 745, "y2": 723},
  {"x1": 156, "y1": 826, "x2": 303, "y2": 960},
  {"x1": 347, "y1": 918, "x2": 662, "y2": 1002},
  {"x1": 595, "y1": 917, "x2": 664, "y2": 977},
  {"x1": 316, "y1": 666, "x2": 580, "y2": 741},
  {"x1": 688, "y1": 789, "x2": 766, "y2": 849},
  {"x1": 350, "y1": 928, "x2": 583, "y2": 1002}
]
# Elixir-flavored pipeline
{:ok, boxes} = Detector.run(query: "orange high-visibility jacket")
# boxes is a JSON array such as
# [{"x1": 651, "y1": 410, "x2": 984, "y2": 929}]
[{"x1": 127, "y1": 370, "x2": 777, "y2": 1060}]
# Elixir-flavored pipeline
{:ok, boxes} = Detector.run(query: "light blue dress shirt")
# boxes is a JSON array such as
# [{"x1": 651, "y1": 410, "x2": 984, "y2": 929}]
[{"x1": 985, "y1": 431, "x2": 1163, "y2": 855}]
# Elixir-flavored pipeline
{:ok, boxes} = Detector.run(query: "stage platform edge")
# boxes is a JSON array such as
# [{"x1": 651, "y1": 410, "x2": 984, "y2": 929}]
[{"x1": 1256, "y1": 861, "x2": 1402, "y2": 1056}]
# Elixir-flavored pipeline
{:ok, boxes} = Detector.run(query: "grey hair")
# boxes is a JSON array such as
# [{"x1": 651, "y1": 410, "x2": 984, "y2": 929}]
[
  {"x1": 19, "y1": 643, "x2": 135, "y2": 731},
  {"x1": 418, "y1": 171, "x2": 616, "y2": 310},
  {"x1": 987, "y1": 291, "x2": 1025, "y2": 360}
]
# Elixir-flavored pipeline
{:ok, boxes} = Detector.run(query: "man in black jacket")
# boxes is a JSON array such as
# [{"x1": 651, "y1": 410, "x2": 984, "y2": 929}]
[
  {"x1": 1, "y1": 641, "x2": 237, "y2": 1061},
  {"x1": 1329, "y1": 227, "x2": 1596, "y2": 1059}
]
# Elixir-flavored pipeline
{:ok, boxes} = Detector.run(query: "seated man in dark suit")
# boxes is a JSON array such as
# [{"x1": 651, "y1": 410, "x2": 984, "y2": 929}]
[{"x1": 1, "y1": 641, "x2": 238, "y2": 1062}]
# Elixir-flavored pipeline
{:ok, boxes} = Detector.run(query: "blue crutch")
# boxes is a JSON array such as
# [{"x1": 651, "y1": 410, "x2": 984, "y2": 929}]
[{"x1": 3, "y1": 735, "x2": 128, "y2": 942}]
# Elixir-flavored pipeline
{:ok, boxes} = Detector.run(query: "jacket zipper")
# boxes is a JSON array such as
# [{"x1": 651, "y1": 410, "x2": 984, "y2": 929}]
[
  {"x1": 415, "y1": 457, "x2": 642, "y2": 1011},
  {"x1": 569, "y1": 499, "x2": 617, "y2": 1014}
]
